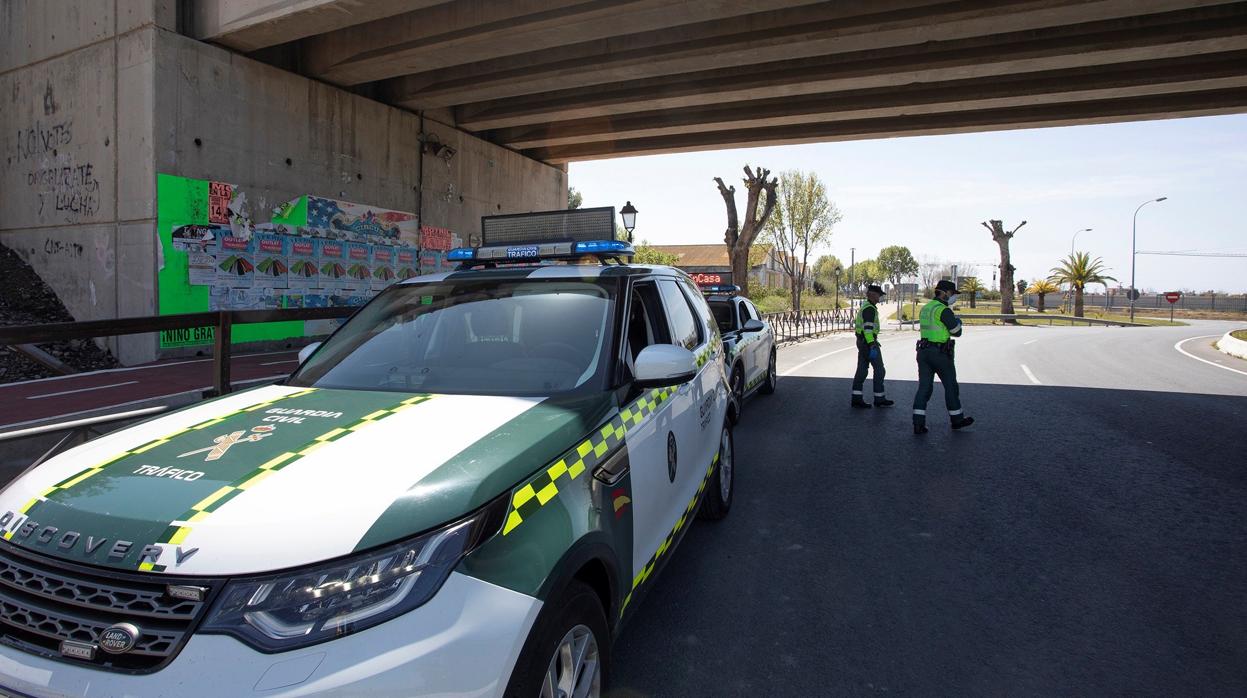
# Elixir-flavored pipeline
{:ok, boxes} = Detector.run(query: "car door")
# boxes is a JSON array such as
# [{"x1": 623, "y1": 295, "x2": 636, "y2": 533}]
[
  {"x1": 745, "y1": 299, "x2": 775, "y2": 367},
  {"x1": 667, "y1": 279, "x2": 723, "y2": 499},
  {"x1": 736, "y1": 299, "x2": 762, "y2": 389}
]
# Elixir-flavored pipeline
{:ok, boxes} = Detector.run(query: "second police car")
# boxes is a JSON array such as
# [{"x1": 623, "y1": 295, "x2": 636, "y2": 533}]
[
  {"x1": 703, "y1": 285, "x2": 777, "y2": 418},
  {"x1": 0, "y1": 208, "x2": 734, "y2": 698}
]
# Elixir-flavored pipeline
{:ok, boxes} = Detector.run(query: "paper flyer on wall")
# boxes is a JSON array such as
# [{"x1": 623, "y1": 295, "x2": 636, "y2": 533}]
[
  {"x1": 253, "y1": 231, "x2": 289, "y2": 290},
  {"x1": 216, "y1": 234, "x2": 255, "y2": 288},
  {"x1": 396, "y1": 246, "x2": 419, "y2": 280},
  {"x1": 288, "y1": 233, "x2": 318, "y2": 290},
  {"x1": 371, "y1": 245, "x2": 396, "y2": 292},
  {"x1": 317, "y1": 239, "x2": 347, "y2": 294},
  {"x1": 172, "y1": 224, "x2": 225, "y2": 286},
  {"x1": 343, "y1": 241, "x2": 372, "y2": 294}
]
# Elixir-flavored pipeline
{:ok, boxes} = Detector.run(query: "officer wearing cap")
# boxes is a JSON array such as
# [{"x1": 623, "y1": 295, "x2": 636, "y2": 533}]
[
  {"x1": 913, "y1": 279, "x2": 974, "y2": 434},
  {"x1": 851, "y1": 284, "x2": 893, "y2": 408}
]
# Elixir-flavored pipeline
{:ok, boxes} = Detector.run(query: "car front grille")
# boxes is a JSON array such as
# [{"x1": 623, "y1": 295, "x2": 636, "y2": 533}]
[{"x1": 0, "y1": 542, "x2": 217, "y2": 673}]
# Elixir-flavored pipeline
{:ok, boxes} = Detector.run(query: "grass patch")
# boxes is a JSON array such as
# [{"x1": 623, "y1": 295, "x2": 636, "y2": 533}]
[
  {"x1": 897, "y1": 301, "x2": 1185, "y2": 326},
  {"x1": 751, "y1": 293, "x2": 846, "y2": 314},
  {"x1": 1232, "y1": 329, "x2": 1247, "y2": 341}
]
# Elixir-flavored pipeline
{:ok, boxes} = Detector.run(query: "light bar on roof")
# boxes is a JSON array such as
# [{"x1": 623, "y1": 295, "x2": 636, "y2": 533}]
[{"x1": 481, "y1": 207, "x2": 616, "y2": 247}]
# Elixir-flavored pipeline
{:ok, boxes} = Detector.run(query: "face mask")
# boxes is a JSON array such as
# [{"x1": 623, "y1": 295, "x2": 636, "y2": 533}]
[{"x1": 947, "y1": 294, "x2": 958, "y2": 305}]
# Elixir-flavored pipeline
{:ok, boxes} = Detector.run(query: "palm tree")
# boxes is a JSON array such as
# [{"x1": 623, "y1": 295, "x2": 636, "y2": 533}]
[
  {"x1": 960, "y1": 276, "x2": 984, "y2": 308},
  {"x1": 1027, "y1": 279, "x2": 1060, "y2": 313},
  {"x1": 1049, "y1": 252, "x2": 1116, "y2": 317}
]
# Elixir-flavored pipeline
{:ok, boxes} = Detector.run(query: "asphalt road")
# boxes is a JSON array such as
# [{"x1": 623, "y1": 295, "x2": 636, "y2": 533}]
[{"x1": 610, "y1": 320, "x2": 1247, "y2": 696}]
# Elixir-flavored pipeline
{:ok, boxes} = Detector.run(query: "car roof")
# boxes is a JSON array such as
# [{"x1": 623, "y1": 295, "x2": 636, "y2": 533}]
[{"x1": 396, "y1": 262, "x2": 689, "y2": 285}]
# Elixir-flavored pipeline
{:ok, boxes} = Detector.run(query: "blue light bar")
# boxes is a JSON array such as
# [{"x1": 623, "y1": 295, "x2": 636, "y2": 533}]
[
  {"x1": 702, "y1": 284, "x2": 741, "y2": 295},
  {"x1": 447, "y1": 247, "x2": 476, "y2": 261},
  {"x1": 573, "y1": 240, "x2": 634, "y2": 256}
]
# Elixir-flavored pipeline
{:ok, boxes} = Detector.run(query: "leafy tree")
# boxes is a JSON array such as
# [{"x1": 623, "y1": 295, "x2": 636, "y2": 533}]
[
  {"x1": 812, "y1": 255, "x2": 846, "y2": 296},
  {"x1": 633, "y1": 240, "x2": 679, "y2": 266},
  {"x1": 763, "y1": 170, "x2": 842, "y2": 312},
  {"x1": 1016, "y1": 279, "x2": 1027, "y2": 296},
  {"x1": 715, "y1": 166, "x2": 779, "y2": 297},
  {"x1": 960, "y1": 276, "x2": 984, "y2": 308},
  {"x1": 1027, "y1": 279, "x2": 1059, "y2": 313},
  {"x1": 847, "y1": 259, "x2": 882, "y2": 295},
  {"x1": 877, "y1": 245, "x2": 918, "y2": 312},
  {"x1": 1049, "y1": 252, "x2": 1116, "y2": 317},
  {"x1": 981, "y1": 219, "x2": 1026, "y2": 321},
  {"x1": 568, "y1": 187, "x2": 583, "y2": 210}
]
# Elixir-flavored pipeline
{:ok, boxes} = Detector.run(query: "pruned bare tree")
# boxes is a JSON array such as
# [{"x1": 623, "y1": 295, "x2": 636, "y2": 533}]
[
  {"x1": 981, "y1": 219, "x2": 1027, "y2": 321},
  {"x1": 715, "y1": 166, "x2": 779, "y2": 296}
]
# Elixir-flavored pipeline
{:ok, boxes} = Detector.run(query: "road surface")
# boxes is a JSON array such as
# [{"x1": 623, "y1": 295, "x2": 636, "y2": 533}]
[{"x1": 611, "y1": 320, "x2": 1247, "y2": 696}]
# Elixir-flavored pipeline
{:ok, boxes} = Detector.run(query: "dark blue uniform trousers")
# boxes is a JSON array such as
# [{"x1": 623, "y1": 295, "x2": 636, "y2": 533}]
[{"x1": 912, "y1": 345, "x2": 962, "y2": 425}]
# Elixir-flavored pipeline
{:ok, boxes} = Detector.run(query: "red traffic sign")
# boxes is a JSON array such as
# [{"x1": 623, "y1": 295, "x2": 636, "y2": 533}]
[{"x1": 1164, "y1": 291, "x2": 1181, "y2": 304}]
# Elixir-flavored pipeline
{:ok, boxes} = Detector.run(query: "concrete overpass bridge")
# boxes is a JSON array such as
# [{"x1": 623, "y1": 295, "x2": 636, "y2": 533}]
[{"x1": 198, "y1": 0, "x2": 1247, "y2": 162}]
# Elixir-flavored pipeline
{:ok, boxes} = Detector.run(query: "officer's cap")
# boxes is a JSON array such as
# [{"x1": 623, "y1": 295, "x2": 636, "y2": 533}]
[
  {"x1": 935, "y1": 279, "x2": 961, "y2": 294},
  {"x1": 866, "y1": 284, "x2": 885, "y2": 295}
]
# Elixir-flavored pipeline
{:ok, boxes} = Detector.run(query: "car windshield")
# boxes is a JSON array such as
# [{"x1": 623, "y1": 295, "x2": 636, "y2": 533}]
[
  {"x1": 708, "y1": 300, "x2": 735, "y2": 334},
  {"x1": 289, "y1": 278, "x2": 615, "y2": 396}
]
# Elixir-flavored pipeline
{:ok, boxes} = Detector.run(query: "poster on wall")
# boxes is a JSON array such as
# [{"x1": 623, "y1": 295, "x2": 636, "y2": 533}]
[{"x1": 157, "y1": 174, "x2": 427, "y2": 349}]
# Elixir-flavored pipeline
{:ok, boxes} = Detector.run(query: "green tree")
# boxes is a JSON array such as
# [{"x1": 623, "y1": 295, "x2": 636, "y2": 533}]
[
  {"x1": 876, "y1": 245, "x2": 918, "y2": 314},
  {"x1": 847, "y1": 259, "x2": 882, "y2": 295},
  {"x1": 763, "y1": 170, "x2": 842, "y2": 312},
  {"x1": 813, "y1": 254, "x2": 846, "y2": 297},
  {"x1": 715, "y1": 166, "x2": 779, "y2": 297},
  {"x1": 1027, "y1": 279, "x2": 1059, "y2": 313},
  {"x1": 633, "y1": 240, "x2": 679, "y2": 266},
  {"x1": 1049, "y1": 252, "x2": 1116, "y2": 317},
  {"x1": 960, "y1": 276, "x2": 984, "y2": 308},
  {"x1": 568, "y1": 187, "x2": 583, "y2": 209}
]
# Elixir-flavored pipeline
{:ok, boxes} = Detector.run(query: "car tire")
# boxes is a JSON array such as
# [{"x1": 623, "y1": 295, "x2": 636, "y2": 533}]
[
  {"x1": 759, "y1": 349, "x2": 777, "y2": 395},
  {"x1": 698, "y1": 422, "x2": 734, "y2": 521},
  {"x1": 729, "y1": 365, "x2": 744, "y2": 423},
  {"x1": 505, "y1": 580, "x2": 609, "y2": 698}
]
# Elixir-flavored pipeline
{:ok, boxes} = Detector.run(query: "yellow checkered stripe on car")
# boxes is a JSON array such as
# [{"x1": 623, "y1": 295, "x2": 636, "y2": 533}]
[
  {"x1": 502, "y1": 387, "x2": 673, "y2": 536},
  {"x1": 3, "y1": 389, "x2": 317, "y2": 538},
  {"x1": 141, "y1": 393, "x2": 435, "y2": 571},
  {"x1": 620, "y1": 450, "x2": 720, "y2": 617},
  {"x1": 695, "y1": 334, "x2": 723, "y2": 368}
]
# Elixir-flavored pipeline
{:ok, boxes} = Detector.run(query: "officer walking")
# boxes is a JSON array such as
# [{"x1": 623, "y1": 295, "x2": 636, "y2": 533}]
[
  {"x1": 913, "y1": 280, "x2": 974, "y2": 434},
  {"x1": 851, "y1": 284, "x2": 894, "y2": 408}
]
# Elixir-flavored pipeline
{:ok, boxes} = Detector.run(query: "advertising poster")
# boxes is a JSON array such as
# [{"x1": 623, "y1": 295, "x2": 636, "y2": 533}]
[
  {"x1": 419, "y1": 250, "x2": 439, "y2": 276},
  {"x1": 288, "y1": 234, "x2": 318, "y2": 290},
  {"x1": 420, "y1": 225, "x2": 453, "y2": 251},
  {"x1": 318, "y1": 239, "x2": 347, "y2": 294},
  {"x1": 253, "y1": 232, "x2": 289, "y2": 290},
  {"x1": 172, "y1": 224, "x2": 222, "y2": 286},
  {"x1": 396, "y1": 246, "x2": 419, "y2": 281},
  {"x1": 344, "y1": 241, "x2": 372, "y2": 294},
  {"x1": 216, "y1": 234, "x2": 255, "y2": 288},
  {"x1": 371, "y1": 245, "x2": 396, "y2": 292},
  {"x1": 309, "y1": 196, "x2": 419, "y2": 245}
]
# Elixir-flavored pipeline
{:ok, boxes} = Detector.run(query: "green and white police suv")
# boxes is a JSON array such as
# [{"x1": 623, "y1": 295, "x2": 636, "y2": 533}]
[
  {"x1": 0, "y1": 208, "x2": 734, "y2": 698},
  {"x1": 702, "y1": 285, "x2": 777, "y2": 419}
]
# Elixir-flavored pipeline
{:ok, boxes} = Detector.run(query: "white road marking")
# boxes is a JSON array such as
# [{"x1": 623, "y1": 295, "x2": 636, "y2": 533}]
[
  {"x1": 0, "y1": 349, "x2": 300, "y2": 388},
  {"x1": 259, "y1": 359, "x2": 298, "y2": 366},
  {"x1": 780, "y1": 346, "x2": 855, "y2": 376},
  {"x1": 1174, "y1": 335, "x2": 1247, "y2": 378},
  {"x1": 26, "y1": 381, "x2": 140, "y2": 400},
  {"x1": 1023, "y1": 339, "x2": 1038, "y2": 345},
  {"x1": 1020, "y1": 365, "x2": 1042, "y2": 385}
]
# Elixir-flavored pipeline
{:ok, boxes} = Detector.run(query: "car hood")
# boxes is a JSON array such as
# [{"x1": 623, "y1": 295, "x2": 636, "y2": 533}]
[{"x1": 0, "y1": 384, "x2": 614, "y2": 575}]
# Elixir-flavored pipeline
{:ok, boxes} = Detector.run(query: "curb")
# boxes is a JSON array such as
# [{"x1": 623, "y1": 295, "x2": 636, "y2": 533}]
[{"x1": 1216, "y1": 330, "x2": 1247, "y2": 361}]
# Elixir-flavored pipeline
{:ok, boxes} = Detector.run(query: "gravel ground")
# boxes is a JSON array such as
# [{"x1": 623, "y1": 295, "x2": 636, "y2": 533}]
[{"x1": 0, "y1": 243, "x2": 119, "y2": 384}]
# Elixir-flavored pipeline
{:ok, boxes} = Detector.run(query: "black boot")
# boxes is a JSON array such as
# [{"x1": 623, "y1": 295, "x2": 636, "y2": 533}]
[
  {"x1": 951, "y1": 416, "x2": 975, "y2": 430},
  {"x1": 874, "y1": 397, "x2": 895, "y2": 407},
  {"x1": 851, "y1": 398, "x2": 872, "y2": 409},
  {"x1": 914, "y1": 423, "x2": 928, "y2": 435}
]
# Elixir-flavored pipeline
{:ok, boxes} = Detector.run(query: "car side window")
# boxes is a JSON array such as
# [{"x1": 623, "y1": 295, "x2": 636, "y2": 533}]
[
  {"x1": 737, "y1": 300, "x2": 751, "y2": 327},
  {"x1": 658, "y1": 279, "x2": 703, "y2": 350},
  {"x1": 624, "y1": 281, "x2": 670, "y2": 369},
  {"x1": 679, "y1": 279, "x2": 719, "y2": 344},
  {"x1": 743, "y1": 300, "x2": 762, "y2": 322}
]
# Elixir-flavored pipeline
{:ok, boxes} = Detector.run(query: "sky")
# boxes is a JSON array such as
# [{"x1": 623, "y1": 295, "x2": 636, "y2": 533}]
[{"x1": 569, "y1": 114, "x2": 1247, "y2": 294}]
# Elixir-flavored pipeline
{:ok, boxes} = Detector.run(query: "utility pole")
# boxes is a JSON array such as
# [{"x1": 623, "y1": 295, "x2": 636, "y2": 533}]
[
  {"x1": 849, "y1": 247, "x2": 855, "y2": 297},
  {"x1": 1131, "y1": 197, "x2": 1167, "y2": 321}
]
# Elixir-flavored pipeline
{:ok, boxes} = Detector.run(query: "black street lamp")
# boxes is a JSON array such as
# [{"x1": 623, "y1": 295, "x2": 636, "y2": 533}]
[
  {"x1": 619, "y1": 201, "x2": 637, "y2": 242},
  {"x1": 833, "y1": 266, "x2": 842, "y2": 309}
]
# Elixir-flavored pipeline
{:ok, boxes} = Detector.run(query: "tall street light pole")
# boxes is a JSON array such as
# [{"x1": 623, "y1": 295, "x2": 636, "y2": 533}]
[
  {"x1": 1070, "y1": 227, "x2": 1092, "y2": 256},
  {"x1": 1130, "y1": 197, "x2": 1167, "y2": 321},
  {"x1": 849, "y1": 248, "x2": 855, "y2": 297}
]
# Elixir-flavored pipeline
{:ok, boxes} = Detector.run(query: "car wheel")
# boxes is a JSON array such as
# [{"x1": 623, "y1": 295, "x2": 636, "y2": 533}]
[
  {"x1": 698, "y1": 422, "x2": 734, "y2": 521},
  {"x1": 730, "y1": 365, "x2": 744, "y2": 423},
  {"x1": 759, "y1": 350, "x2": 777, "y2": 395},
  {"x1": 505, "y1": 580, "x2": 608, "y2": 698}
]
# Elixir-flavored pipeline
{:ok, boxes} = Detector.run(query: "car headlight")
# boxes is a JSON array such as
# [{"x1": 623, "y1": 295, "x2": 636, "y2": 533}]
[{"x1": 199, "y1": 501, "x2": 504, "y2": 652}]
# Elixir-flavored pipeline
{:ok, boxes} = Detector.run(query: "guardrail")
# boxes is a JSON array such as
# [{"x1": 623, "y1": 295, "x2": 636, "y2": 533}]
[
  {"x1": 958, "y1": 313, "x2": 1147, "y2": 327},
  {"x1": 762, "y1": 308, "x2": 853, "y2": 342},
  {"x1": 0, "y1": 406, "x2": 169, "y2": 467},
  {"x1": 0, "y1": 306, "x2": 356, "y2": 396}
]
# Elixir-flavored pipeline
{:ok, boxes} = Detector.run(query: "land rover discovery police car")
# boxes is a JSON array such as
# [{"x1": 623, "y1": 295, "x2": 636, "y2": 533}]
[
  {"x1": 704, "y1": 285, "x2": 777, "y2": 418},
  {"x1": 0, "y1": 208, "x2": 733, "y2": 698}
]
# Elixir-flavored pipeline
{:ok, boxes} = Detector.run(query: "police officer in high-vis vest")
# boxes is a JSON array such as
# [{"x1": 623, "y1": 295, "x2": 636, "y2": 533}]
[
  {"x1": 913, "y1": 279, "x2": 974, "y2": 434},
  {"x1": 851, "y1": 284, "x2": 894, "y2": 408}
]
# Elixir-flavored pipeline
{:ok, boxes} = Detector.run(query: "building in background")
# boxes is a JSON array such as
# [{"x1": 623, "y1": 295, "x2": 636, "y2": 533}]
[{"x1": 648, "y1": 244, "x2": 811, "y2": 291}]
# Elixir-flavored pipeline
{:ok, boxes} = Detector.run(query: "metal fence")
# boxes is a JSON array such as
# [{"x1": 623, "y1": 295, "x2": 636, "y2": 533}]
[
  {"x1": 1028, "y1": 293, "x2": 1247, "y2": 313},
  {"x1": 762, "y1": 308, "x2": 853, "y2": 343}
]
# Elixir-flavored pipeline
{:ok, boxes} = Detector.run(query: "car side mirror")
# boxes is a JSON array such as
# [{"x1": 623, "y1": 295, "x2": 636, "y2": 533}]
[
  {"x1": 633, "y1": 345, "x2": 698, "y2": 389},
  {"x1": 297, "y1": 342, "x2": 322, "y2": 365},
  {"x1": 742, "y1": 319, "x2": 765, "y2": 333}
]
